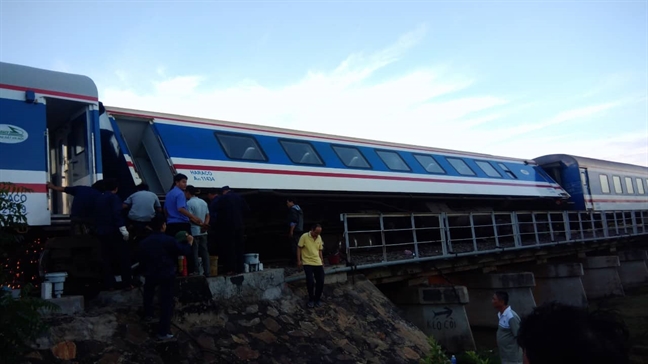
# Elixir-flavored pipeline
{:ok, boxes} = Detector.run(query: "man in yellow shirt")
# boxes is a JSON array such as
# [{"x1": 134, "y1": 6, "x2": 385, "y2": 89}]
[{"x1": 297, "y1": 224, "x2": 325, "y2": 308}]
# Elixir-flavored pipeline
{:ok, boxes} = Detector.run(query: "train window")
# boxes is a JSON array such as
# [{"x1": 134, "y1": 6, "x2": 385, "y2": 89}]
[
  {"x1": 376, "y1": 150, "x2": 410, "y2": 171},
  {"x1": 279, "y1": 140, "x2": 324, "y2": 166},
  {"x1": 475, "y1": 161, "x2": 502, "y2": 178},
  {"x1": 636, "y1": 178, "x2": 645, "y2": 195},
  {"x1": 600, "y1": 174, "x2": 610, "y2": 194},
  {"x1": 625, "y1": 177, "x2": 635, "y2": 194},
  {"x1": 497, "y1": 163, "x2": 517, "y2": 179},
  {"x1": 446, "y1": 157, "x2": 476, "y2": 176},
  {"x1": 413, "y1": 155, "x2": 446, "y2": 174},
  {"x1": 215, "y1": 132, "x2": 267, "y2": 161},
  {"x1": 332, "y1": 145, "x2": 371, "y2": 169},
  {"x1": 612, "y1": 176, "x2": 623, "y2": 194}
]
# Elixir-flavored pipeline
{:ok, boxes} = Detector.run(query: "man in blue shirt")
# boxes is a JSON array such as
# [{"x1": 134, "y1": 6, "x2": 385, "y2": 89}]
[
  {"x1": 46, "y1": 180, "x2": 104, "y2": 235},
  {"x1": 164, "y1": 174, "x2": 202, "y2": 272},
  {"x1": 94, "y1": 179, "x2": 132, "y2": 290},
  {"x1": 137, "y1": 214, "x2": 193, "y2": 340}
]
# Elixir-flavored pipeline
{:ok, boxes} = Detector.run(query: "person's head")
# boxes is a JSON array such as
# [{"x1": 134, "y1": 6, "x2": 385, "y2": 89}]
[
  {"x1": 149, "y1": 214, "x2": 167, "y2": 232},
  {"x1": 207, "y1": 188, "x2": 220, "y2": 200},
  {"x1": 287, "y1": 198, "x2": 296, "y2": 208},
  {"x1": 91, "y1": 180, "x2": 105, "y2": 192},
  {"x1": 136, "y1": 183, "x2": 149, "y2": 192},
  {"x1": 492, "y1": 291, "x2": 509, "y2": 311},
  {"x1": 310, "y1": 224, "x2": 322, "y2": 237},
  {"x1": 185, "y1": 185, "x2": 198, "y2": 197},
  {"x1": 174, "y1": 231, "x2": 191, "y2": 244},
  {"x1": 103, "y1": 178, "x2": 119, "y2": 193},
  {"x1": 221, "y1": 185, "x2": 231, "y2": 195},
  {"x1": 174, "y1": 174, "x2": 188, "y2": 190},
  {"x1": 517, "y1": 302, "x2": 630, "y2": 364}
]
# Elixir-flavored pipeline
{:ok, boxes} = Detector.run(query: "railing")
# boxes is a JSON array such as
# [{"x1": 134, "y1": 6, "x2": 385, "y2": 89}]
[{"x1": 339, "y1": 210, "x2": 648, "y2": 268}]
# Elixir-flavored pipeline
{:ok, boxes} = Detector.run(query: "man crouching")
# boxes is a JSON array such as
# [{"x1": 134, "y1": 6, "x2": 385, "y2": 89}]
[{"x1": 137, "y1": 214, "x2": 193, "y2": 340}]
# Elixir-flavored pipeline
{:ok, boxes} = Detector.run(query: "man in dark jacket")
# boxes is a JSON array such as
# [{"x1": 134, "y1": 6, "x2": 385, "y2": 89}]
[
  {"x1": 94, "y1": 179, "x2": 131, "y2": 290},
  {"x1": 137, "y1": 215, "x2": 193, "y2": 340},
  {"x1": 206, "y1": 189, "x2": 221, "y2": 257},
  {"x1": 287, "y1": 198, "x2": 304, "y2": 265},
  {"x1": 46, "y1": 180, "x2": 104, "y2": 235},
  {"x1": 215, "y1": 186, "x2": 249, "y2": 274}
]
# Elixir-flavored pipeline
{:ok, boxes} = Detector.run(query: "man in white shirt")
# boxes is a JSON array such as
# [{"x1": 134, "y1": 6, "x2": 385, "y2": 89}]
[
  {"x1": 185, "y1": 186, "x2": 210, "y2": 276},
  {"x1": 123, "y1": 183, "x2": 161, "y2": 237},
  {"x1": 492, "y1": 291, "x2": 523, "y2": 364}
]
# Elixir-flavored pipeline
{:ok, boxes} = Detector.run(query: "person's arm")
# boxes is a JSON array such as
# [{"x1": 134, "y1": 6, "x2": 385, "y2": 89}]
[
  {"x1": 297, "y1": 234, "x2": 305, "y2": 268},
  {"x1": 123, "y1": 194, "x2": 133, "y2": 210},
  {"x1": 319, "y1": 240, "x2": 325, "y2": 266},
  {"x1": 288, "y1": 208, "x2": 298, "y2": 237},
  {"x1": 203, "y1": 207, "x2": 210, "y2": 229},
  {"x1": 510, "y1": 315, "x2": 521, "y2": 339},
  {"x1": 154, "y1": 196, "x2": 162, "y2": 212},
  {"x1": 46, "y1": 182, "x2": 65, "y2": 193},
  {"x1": 113, "y1": 196, "x2": 128, "y2": 240},
  {"x1": 178, "y1": 196, "x2": 201, "y2": 224}
]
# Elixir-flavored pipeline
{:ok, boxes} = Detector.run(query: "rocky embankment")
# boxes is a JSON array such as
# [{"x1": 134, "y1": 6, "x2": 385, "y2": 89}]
[{"x1": 27, "y1": 274, "x2": 430, "y2": 363}]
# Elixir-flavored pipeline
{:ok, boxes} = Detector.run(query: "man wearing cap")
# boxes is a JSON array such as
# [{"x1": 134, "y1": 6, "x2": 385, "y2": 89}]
[
  {"x1": 185, "y1": 185, "x2": 210, "y2": 276},
  {"x1": 137, "y1": 215, "x2": 193, "y2": 340}
]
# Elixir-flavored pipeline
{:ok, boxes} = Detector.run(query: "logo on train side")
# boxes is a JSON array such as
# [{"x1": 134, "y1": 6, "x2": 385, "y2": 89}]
[{"x1": 0, "y1": 124, "x2": 28, "y2": 144}]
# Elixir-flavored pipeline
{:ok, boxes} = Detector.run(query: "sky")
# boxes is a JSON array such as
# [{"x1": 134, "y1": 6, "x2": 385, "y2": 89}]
[{"x1": 1, "y1": 1, "x2": 647, "y2": 166}]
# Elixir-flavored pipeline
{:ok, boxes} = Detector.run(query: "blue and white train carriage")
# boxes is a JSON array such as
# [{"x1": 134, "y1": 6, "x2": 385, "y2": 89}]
[
  {"x1": 0, "y1": 62, "x2": 102, "y2": 226},
  {"x1": 104, "y1": 106, "x2": 569, "y2": 203},
  {"x1": 536, "y1": 154, "x2": 648, "y2": 211},
  {"x1": 1, "y1": 61, "x2": 570, "y2": 228}
]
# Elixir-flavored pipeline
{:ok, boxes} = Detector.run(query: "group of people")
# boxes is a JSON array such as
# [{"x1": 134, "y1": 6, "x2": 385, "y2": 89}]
[
  {"x1": 48, "y1": 174, "x2": 253, "y2": 286},
  {"x1": 47, "y1": 175, "x2": 328, "y2": 338},
  {"x1": 492, "y1": 291, "x2": 630, "y2": 364}
]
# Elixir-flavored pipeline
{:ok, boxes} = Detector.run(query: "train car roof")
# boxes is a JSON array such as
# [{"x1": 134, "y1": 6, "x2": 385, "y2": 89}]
[
  {"x1": 104, "y1": 105, "x2": 535, "y2": 164},
  {"x1": 0, "y1": 62, "x2": 98, "y2": 101},
  {"x1": 535, "y1": 154, "x2": 648, "y2": 175}
]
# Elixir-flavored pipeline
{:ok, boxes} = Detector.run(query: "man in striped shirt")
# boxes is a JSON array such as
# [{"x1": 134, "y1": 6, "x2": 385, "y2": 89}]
[{"x1": 492, "y1": 291, "x2": 523, "y2": 364}]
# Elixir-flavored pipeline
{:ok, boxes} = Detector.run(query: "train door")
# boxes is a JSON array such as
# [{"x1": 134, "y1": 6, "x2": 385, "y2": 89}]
[
  {"x1": 580, "y1": 168, "x2": 593, "y2": 210},
  {"x1": 66, "y1": 109, "x2": 91, "y2": 187},
  {"x1": 110, "y1": 115, "x2": 174, "y2": 195},
  {"x1": 48, "y1": 105, "x2": 95, "y2": 215}
]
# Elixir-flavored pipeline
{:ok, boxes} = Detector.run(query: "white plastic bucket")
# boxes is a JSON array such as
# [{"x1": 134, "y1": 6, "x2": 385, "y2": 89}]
[{"x1": 244, "y1": 253, "x2": 260, "y2": 265}]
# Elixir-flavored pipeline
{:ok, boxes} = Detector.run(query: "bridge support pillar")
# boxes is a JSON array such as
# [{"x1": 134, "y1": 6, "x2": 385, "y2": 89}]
[
  {"x1": 453, "y1": 273, "x2": 536, "y2": 329},
  {"x1": 617, "y1": 250, "x2": 648, "y2": 289},
  {"x1": 393, "y1": 285, "x2": 475, "y2": 353},
  {"x1": 531, "y1": 263, "x2": 588, "y2": 307},
  {"x1": 581, "y1": 256, "x2": 625, "y2": 299}
]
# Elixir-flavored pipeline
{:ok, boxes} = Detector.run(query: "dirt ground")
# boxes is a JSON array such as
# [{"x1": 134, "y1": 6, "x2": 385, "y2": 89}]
[{"x1": 471, "y1": 285, "x2": 648, "y2": 364}]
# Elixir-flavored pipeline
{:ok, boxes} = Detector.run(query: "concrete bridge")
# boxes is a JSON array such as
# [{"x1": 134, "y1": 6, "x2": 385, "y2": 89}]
[{"x1": 294, "y1": 209, "x2": 648, "y2": 352}]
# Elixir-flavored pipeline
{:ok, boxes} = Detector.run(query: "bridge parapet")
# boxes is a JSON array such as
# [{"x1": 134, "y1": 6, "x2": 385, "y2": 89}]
[{"x1": 340, "y1": 210, "x2": 648, "y2": 269}]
